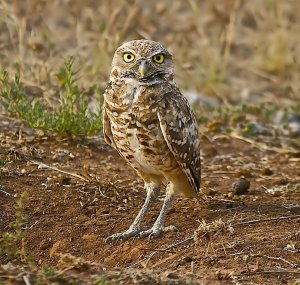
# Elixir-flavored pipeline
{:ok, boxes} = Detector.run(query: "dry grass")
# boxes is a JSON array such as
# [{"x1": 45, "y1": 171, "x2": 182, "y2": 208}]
[{"x1": 0, "y1": 0, "x2": 299, "y2": 107}]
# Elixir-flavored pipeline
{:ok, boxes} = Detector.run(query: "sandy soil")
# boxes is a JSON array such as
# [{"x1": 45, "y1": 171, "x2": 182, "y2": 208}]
[{"x1": 1, "y1": 116, "x2": 300, "y2": 284}]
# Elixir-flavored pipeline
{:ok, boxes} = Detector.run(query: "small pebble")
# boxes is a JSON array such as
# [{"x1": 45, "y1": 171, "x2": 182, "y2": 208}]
[
  {"x1": 261, "y1": 167, "x2": 273, "y2": 176},
  {"x1": 232, "y1": 178, "x2": 250, "y2": 195}
]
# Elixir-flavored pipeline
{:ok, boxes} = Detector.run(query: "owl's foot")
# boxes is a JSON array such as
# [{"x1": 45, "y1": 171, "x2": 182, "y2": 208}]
[
  {"x1": 105, "y1": 227, "x2": 141, "y2": 242},
  {"x1": 138, "y1": 225, "x2": 178, "y2": 240}
]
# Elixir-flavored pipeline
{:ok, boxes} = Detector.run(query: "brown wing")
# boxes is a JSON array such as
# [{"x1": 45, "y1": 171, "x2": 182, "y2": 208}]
[{"x1": 157, "y1": 89, "x2": 201, "y2": 194}]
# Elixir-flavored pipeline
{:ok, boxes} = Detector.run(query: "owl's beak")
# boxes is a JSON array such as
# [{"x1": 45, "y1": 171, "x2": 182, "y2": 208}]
[{"x1": 138, "y1": 60, "x2": 150, "y2": 78}]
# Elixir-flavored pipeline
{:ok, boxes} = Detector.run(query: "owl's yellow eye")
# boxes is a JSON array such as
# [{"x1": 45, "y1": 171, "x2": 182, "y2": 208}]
[
  {"x1": 152, "y1": 54, "x2": 164, "y2": 64},
  {"x1": 123, "y1": 53, "x2": 135, "y2": 63}
]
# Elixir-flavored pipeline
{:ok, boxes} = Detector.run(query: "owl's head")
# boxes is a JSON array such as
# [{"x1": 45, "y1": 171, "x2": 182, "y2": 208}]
[{"x1": 110, "y1": 40, "x2": 174, "y2": 84}]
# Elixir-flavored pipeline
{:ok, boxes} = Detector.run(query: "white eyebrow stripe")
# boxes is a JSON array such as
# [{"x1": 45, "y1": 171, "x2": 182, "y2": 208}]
[
  {"x1": 149, "y1": 51, "x2": 168, "y2": 57},
  {"x1": 121, "y1": 49, "x2": 138, "y2": 57}
]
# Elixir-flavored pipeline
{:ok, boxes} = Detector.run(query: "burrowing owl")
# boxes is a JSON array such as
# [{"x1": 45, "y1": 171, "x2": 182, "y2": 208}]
[{"x1": 103, "y1": 39, "x2": 201, "y2": 240}]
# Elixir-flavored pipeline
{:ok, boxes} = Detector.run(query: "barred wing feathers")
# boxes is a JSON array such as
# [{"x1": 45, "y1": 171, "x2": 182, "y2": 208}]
[{"x1": 157, "y1": 90, "x2": 201, "y2": 194}]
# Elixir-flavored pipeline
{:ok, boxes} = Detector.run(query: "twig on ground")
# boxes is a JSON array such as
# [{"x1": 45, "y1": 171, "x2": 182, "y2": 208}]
[
  {"x1": 211, "y1": 171, "x2": 236, "y2": 175},
  {"x1": 208, "y1": 197, "x2": 236, "y2": 203},
  {"x1": 0, "y1": 187, "x2": 13, "y2": 196},
  {"x1": 163, "y1": 236, "x2": 194, "y2": 251},
  {"x1": 30, "y1": 160, "x2": 89, "y2": 182},
  {"x1": 149, "y1": 252, "x2": 180, "y2": 268},
  {"x1": 229, "y1": 246, "x2": 253, "y2": 256},
  {"x1": 23, "y1": 275, "x2": 31, "y2": 285},
  {"x1": 22, "y1": 220, "x2": 38, "y2": 230},
  {"x1": 127, "y1": 236, "x2": 194, "y2": 269},
  {"x1": 233, "y1": 215, "x2": 300, "y2": 227},
  {"x1": 56, "y1": 266, "x2": 76, "y2": 277},
  {"x1": 253, "y1": 254, "x2": 299, "y2": 269},
  {"x1": 229, "y1": 133, "x2": 299, "y2": 154},
  {"x1": 95, "y1": 186, "x2": 110, "y2": 199},
  {"x1": 250, "y1": 270, "x2": 300, "y2": 275},
  {"x1": 139, "y1": 247, "x2": 177, "y2": 253}
]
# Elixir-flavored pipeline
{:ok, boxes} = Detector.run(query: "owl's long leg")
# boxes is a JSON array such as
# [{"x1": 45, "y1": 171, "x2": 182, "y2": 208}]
[
  {"x1": 138, "y1": 184, "x2": 177, "y2": 239},
  {"x1": 106, "y1": 183, "x2": 160, "y2": 242}
]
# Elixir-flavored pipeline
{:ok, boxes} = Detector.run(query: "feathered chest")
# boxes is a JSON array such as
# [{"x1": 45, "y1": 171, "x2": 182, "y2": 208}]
[
  {"x1": 104, "y1": 81, "x2": 173, "y2": 173},
  {"x1": 104, "y1": 80, "x2": 165, "y2": 146},
  {"x1": 105, "y1": 81, "x2": 160, "y2": 128}
]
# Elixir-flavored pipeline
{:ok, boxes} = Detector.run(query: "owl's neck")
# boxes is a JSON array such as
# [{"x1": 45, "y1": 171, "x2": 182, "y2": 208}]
[{"x1": 107, "y1": 78, "x2": 176, "y2": 111}]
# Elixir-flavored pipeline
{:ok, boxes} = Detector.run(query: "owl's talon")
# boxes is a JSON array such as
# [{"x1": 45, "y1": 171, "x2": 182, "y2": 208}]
[
  {"x1": 105, "y1": 234, "x2": 121, "y2": 243},
  {"x1": 133, "y1": 231, "x2": 145, "y2": 240},
  {"x1": 138, "y1": 225, "x2": 178, "y2": 241},
  {"x1": 106, "y1": 228, "x2": 141, "y2": 243}
]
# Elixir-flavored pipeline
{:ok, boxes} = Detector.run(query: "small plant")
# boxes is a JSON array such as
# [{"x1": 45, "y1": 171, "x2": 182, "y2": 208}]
[
  {"x1": 0, "y1": 191, "x2": 28, "y2": 261},
  {"x1": 0, "y1": 159, "x2": 8, "y2": 168},
  {"x1": 0, "y1": 56, "x2": 103, "y2": 136},
  {"x1": 35, "y1": 267, "x2": 58, "y2": 285},
  {"x1": 242, "y1": 254, "x2": 252, "y2": 277},
  {"x1": 194, "y1": 218, "x2": 234, "y2": 243},
  {"x1": 194, "y1": 102, "x2": 298, "y2": 137}
]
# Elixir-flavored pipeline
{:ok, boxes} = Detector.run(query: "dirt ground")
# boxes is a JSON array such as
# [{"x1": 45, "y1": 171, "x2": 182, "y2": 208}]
[{"x1": 1, "y1": 115, "x2": 300, "y2": 285}]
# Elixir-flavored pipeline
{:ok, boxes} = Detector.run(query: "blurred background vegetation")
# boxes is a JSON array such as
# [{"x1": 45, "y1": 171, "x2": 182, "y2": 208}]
[{"x1": 0, "y1": 0, "x2": 299, "y2": 131}]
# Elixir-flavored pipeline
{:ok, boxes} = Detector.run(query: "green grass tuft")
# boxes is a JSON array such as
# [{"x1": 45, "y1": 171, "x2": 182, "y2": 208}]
[
  {"x1": 0, "y1": 56, "x2": 103, "y2": 137},
  {"x1": 0, "y1": 160, "x2": 8, "y2": 168}
]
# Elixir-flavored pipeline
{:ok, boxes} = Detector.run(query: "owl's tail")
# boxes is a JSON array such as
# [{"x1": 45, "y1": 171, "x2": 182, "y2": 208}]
[{"x1": 168, "y1": 172, "x2": 199, "y2": 198}]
